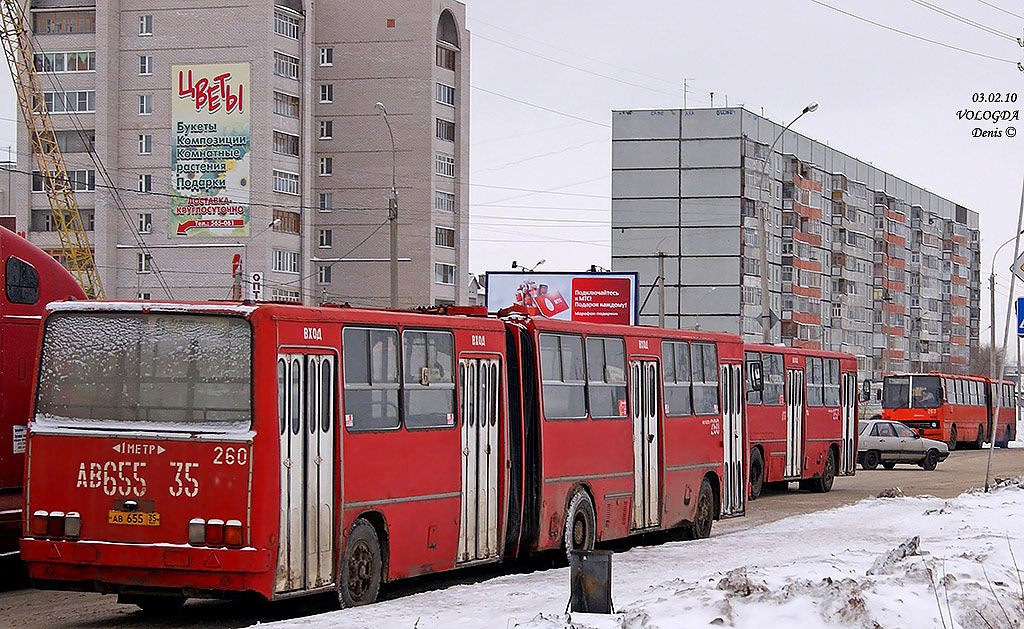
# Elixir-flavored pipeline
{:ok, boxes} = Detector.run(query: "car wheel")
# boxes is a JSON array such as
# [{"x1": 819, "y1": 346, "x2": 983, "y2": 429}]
[
  {"x1": 947, "y1": 425, "x2": 957, "y2": 451},
  {"x1": 339, "y1": 520, "x2": 383, "y2": 607},
  {"x1": 749, "y1": 448, "x2": 764, "y2": 500},
  {"x1": 861, "y1": 450, "x2": 880, "y2": 470},
  {"x1": 921, "y1": 449, "x2": 939, "y2": 471},
  {"x1": 882, "y1": 461, "x2": 896, "y2": 470}
]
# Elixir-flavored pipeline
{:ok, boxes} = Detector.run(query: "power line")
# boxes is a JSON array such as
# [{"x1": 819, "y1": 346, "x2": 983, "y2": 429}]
[
  {"x1": 905, "y1": 0, "x2": 1015, "y2": 41},
  {"x1": 471, "y1": 85, "x2": 610, "y2": 127},
  {"x1": 974, "y1": 0, "x2": 1024, "y2": 21},
  {"x1": 806, "y1": 0, "x2": 1017, "y2": 64}
]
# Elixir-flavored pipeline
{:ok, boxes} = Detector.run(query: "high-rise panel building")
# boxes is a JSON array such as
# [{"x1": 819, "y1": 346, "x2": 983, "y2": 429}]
[
  {"x1": 14, "y1": 0, "x2": 469, "y2": 306},
  {"x1": 611, "y1": 108, "x2": 980, "y2": 378}
]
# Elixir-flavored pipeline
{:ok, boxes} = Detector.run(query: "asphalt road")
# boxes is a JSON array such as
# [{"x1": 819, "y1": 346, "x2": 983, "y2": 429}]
[{"x1": 1, "y1": 448, "x2": 1021, "y2": 628}]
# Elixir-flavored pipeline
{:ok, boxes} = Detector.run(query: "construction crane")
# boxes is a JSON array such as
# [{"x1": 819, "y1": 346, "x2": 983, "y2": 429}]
[{"x1": 0, "y1": 0, "x2": 103, "y2": 298}]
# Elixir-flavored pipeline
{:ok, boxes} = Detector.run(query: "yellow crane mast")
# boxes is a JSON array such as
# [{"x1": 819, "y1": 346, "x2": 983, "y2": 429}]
[{"x1": 0, "y1": 0, "x2": 103, "y2": 298}]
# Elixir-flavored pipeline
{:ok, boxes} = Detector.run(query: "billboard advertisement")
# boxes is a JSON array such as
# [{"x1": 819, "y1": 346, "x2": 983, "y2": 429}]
[
  {"x1": 171, "y1": 63, "x2": 250, "y2": 237},
  {"x1": 485, "y1": 272, "x2": 639, "y2": 325}
]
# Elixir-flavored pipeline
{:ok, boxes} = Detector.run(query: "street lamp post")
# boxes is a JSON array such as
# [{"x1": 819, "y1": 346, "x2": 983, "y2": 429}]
[
  {"x1": 375, "y1": 102, "x2": 399, "y2": 308},
  {"x1": 694, "y1": 285, "x2": 720, "y2": 330},
  {"x1": 989, "y1": 229, "x2": 1024, "y2": 379},
  {"x1": 757, "y1": 102, "x2": 818, "y2": 343}
]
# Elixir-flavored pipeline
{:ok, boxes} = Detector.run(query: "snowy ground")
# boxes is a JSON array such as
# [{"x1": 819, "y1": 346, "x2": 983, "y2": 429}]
[{"x1": 265, "y1": 478, "x2": 1024, "y2": 629}]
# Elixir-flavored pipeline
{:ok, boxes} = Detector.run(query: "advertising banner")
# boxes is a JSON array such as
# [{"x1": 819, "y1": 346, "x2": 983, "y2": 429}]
[
  {"x1": 171, "y1": 63, "x2": 250, "y2": 237},
  {"x1": 485, "y1": 272, "x2": 639, "y2": 325}
]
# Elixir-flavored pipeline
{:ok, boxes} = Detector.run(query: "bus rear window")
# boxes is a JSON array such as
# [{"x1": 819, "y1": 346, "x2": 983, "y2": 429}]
[{"x1": 36, "y1": 312, "x2": 252, "y2": 430}]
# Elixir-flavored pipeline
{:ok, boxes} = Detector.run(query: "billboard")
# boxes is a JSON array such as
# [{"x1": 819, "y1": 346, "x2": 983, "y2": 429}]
[
  {"x1": 485, "y1": 272, "x2": 639, "y2": 325},
  {"x1": 171, "y1": 63, "x2": 250, "y2": 237}
]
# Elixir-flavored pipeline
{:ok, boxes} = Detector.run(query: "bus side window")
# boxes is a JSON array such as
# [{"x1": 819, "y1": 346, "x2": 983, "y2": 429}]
[
  {"x1": 342, "y1": 327, "x2": 400, "y2": 431},
  {"x1": 744, "y1": 351, "x2": 762, "y2": 406},
  {"x1": 662, "y1": 340, "x2": 692, "y2": 417},
  {"x1": 402, "y1": 330, "x2": 455, "y2": 429},
  {"x1": 691, "y1": 342, "x2": 718, "y2": 415},
  {"x1": 586, "y1": 336, "x2": 627, "y2": 419},
  {"x1": 539, "y1": 333, "x2": 586, "y2": 420}
]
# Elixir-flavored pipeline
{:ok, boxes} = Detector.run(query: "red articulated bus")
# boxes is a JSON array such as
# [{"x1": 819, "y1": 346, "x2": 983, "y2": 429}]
[
  {"x1": 0, "y1": 226, "x2": 86, "y2": 553},
  {"x1": 742, "y1": 345, "x2": 858, "y2": 499},
  {"x1": 882, "y1": 372, "x2": 1016, "y2": 450},
  {"x1": 20, "y1": 301, "x2": 749, "y2": 610}
]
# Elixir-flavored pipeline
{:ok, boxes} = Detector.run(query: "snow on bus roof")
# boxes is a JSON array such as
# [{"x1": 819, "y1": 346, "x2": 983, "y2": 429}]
[{"x1": 48, "y1": 301, "x2": 259, "y2": 315}]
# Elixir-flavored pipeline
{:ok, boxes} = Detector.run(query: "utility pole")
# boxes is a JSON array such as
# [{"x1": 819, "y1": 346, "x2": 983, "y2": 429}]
[
  {"x1": 658, "y1": 251, "x2": 665, "y2": 328},
  {"x1": 375, "y1": 102, "x2": 399, "y2": 308}
]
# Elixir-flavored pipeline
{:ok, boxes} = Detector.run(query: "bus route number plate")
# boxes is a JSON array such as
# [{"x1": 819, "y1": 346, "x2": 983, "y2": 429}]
[{"x1": 108, "y1": 511, "x2": 160, "y2": 526}]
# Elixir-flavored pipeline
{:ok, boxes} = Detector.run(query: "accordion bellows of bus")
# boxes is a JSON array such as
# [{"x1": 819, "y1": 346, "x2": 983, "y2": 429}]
[{"x1": 22, "y1": 300, "x2": 777, "y2": 610}]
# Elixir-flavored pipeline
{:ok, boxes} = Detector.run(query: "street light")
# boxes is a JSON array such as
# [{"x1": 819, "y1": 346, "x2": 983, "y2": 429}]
[
  {"x1": 694, "y1": 286, "x2": 720, "y2": 330},
  {"x1": 988, "y1": 229, "x2": 1024, "y2": 379},
  {"x1": 237, "y1": 217, "x2": 281, "y2": 300},
  {"x1": 375, "y1": 101, "x2": 399, "y2": 308},
  {"x1": 757, "y1": 102, "x2": 818, "y2": 343},
  {"x1": 512, "y1": 259, "x2": 545, "y2": 272}
]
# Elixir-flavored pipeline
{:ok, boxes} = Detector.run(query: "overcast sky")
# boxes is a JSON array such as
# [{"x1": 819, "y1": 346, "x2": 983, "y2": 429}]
[
  {"x1": 3, "y1": 1, "x2": 1023, "y2": 336},
  {"x1": 463, "y1": 0, "x2": 1024, "y2": 339}
]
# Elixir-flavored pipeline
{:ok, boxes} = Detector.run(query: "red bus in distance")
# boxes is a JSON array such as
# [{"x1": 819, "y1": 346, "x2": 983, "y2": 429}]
[
  {"x1": 743, "y1": 345, "x2": 858, "y2": 499},
  {"x1": 882, "y1": 372, "x2": 1016, "y2": 450},
  {"x1": 21, "y1": 302, "x2": 749, "y2": 610},
  {"x1": 0, "y1": 226, "x2": 86, "y2": 553}
]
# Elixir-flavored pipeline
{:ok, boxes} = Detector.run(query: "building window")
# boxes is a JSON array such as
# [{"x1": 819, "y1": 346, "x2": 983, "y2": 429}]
[
  {"x1": 273, "y1": 91, "x2": 300, "y2": 118},
  {"x1": 272, "y1": 210, "x2": 300, "y2": 234},
  {"x1": 271, "y1": 288, "x2": 301, "y2": 302},
  {"x1": 319, "y1": 84, "x2": 333, "y2": 103},
  {"x1": 318, "y1": 229, "x2": 332, "y2": 248},
  {"x1": 33, "y1": 10, "x2": 95, "y2": 34},
  {"x1": 435, "y1": 46, "x2": 456, "y2": 71},
  {"x1": 318, "y1": 192, "x2": 333, "y2": 212},
  {"x1": 435, "y1": 226, "x2": 455, "y2": 248},
  {"x1": 137, "y1": 292, "x2": 151, "y2": 300},
  {"x1": 39, "y1": 91, "x2": 95, "y2": 113},
  {"x1": 435, "y1": 118, "x2": 455, "y2": 142},
  {"x1": 138, "y1": 173, "x2": 152, "y2": 193},
  {"x1": 273, "y1": 249, "x2": 300, "y2": 274},
  {"x1": 273, "y1": 52, "x2": 300, "y2": 80},
  {"x1": 435, "y1": 82, "x2": 455, "y2": 106},
  {"x1": 274, "y1": 12, "x2": 300, "y2": 39},
  {"x1": 272, "y1": 169, "x2": 300, "y2": 195},
  {"x1": 138, "y1": 93, "x2": 152, "y2": 115},
  {"x1": 434, "y1": 262, "x2": 456, "y2": 285},
  {"x1": 319, "y1": 119, "x2": 333, "y2": 139},
  {"x1": 435, "y1": 153, "x2": 455, "y2": 178},
  {"x1": 319, "y1": 47, "x2": 333, "y2": 66},
  {"x1": 32, "y1": 169, "x2": 95, "y2": 192},
  {"x1": 319, "y1": 157, "x2": 333, "y2": 176},
  {"x1": 33, "y1": 51, "x2": 96, "y2": 73},
  {"x1": 273, "y1": 130, "x2": 300, "y2": 157},
  {"x1": 138, "y1": 54, "x2": 152, "y2": 76},
  {"x1": 138, "y1": 212, "x2": 152, "y2": 234},
  {"x1": 139, "y1": 14, "x2": 153, "y2": 36},
  {"x1": 318, "y1": 265, "x2": 332, "y2": 284},
  {"x1": 138, "y1": 134, "x2": 152, "y2": 155},
  {"x1": 435, "y1": 191, "x2": 455, "y2": 212},
  {"x1": 137, "y1": 252, "x2": 151, "y2": 273}
]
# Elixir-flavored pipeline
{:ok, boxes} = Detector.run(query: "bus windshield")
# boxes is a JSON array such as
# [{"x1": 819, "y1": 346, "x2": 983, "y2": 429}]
[
  {"x1": 883, "y1": 375, "x2": 941, "y2": 409},
  {"x1": 35, "y1": 312, "x2": 252, "y2": 431}
]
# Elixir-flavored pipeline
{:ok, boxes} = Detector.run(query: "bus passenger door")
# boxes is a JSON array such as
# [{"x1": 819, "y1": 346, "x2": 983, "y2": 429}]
[
  {"x1": 785, "y1": 369, "x2": 804, "y2": 478},
  {"x1": 840, "y1": 372, "x2": 857, "y2": 474},
  {"x1": 720, "y1": 363, "x2": 745, "y2": 516},
  {"x1": 458, "y1": 358, "x2": 500, "y2": 562},
  {"x1": 276, "y1": 353, "x2": 336, "y2": 594},
  {"x1": 630, "y1": 360, "x2": 660, "y2": 530}
]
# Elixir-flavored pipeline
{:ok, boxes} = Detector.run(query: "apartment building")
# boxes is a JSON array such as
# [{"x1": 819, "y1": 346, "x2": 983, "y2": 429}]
[
  {"x1": 611, "y1": 108, "x2": 980, "y2": 378},
  {"x1": 15, "y1": 0, "x2": 469, "y2": 306}
]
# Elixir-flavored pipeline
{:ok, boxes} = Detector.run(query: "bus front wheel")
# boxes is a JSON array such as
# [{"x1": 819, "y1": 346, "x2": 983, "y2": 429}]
[
  {"x1": 947, "y1": 425, "x2": 957, "y2": 451},
  {"x1": 974, "y1": 424, "x2": 985, "y2": 449},
  {"x1": 563, "y1": 490, "x2": 597, "y2": 558},
  {"x1": 339, "y1": 519, "x2": 383, "y2": 607},
  {"x1": 749, "y1": 449, "x2": 765, "y2": 500}
]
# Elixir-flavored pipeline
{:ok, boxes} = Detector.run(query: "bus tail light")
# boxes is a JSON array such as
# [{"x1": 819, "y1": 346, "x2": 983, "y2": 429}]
[
  {"x1": 224, "y1": 520, "x2": 243, "y2": 547},
  {"x1": 31, "y1": 511, "x2": 48, "y2": 537},
  {"x1": 46, "y1": 511, "x2": 65, "y2": 538},
  {"x1": 205, "y1": 519, "x2": 225, "y2": 546},
  {"x1": 64, "y1": 512, "x2": 81, "y2": 539},
  {"x1": 188, "y1": 518, "x2": 206, "y2": 545}
]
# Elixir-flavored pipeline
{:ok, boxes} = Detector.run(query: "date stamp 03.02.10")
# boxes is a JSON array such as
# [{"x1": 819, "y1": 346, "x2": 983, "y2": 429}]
[{"x1": 958, "y1": 92, "x2": 1018, "y2": 139}]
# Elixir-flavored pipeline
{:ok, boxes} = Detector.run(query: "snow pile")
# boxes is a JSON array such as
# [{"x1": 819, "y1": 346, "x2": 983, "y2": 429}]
[{"x1": 266, "y1": 478, "x2": 1024, "y2": 629}]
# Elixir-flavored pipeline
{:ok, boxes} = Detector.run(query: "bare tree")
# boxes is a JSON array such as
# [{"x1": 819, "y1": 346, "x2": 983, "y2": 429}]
[{"x1": 969, "y1": 344, "x2": 1007, "y2": 378}]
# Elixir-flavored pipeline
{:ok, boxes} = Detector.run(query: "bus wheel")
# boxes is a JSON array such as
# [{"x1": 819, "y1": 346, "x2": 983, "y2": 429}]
[
  {"x1": 339, "y1": 520, "x2": 383, "y2": 607},
  {"x1": 997, "y1": 427, "x2": 1011, "y2": 448},
  {"x1": 974, "y1": 425, "x2": 985, "y2": 450},
  {"x1": 684, "y1": 479, "x2": 714, "y2": 540},
  {"x1": 808, "y1": 449, "x2": 836, "y2": 493},
  {"x1": 563, "y1": 490, "x2": 596, "y2": 558},
  {"x1": 749, "y1": 449, "x2": 764, "y2": 500},
  {"x1": 132, "y1": 595, "x2": 186, "y2": 614},
  {"x1": 947, "y1": 426, "x2": 957, "y2": 451},
  {"x1": 861, "y1": 450, "x2": 880, "y2": 470}
]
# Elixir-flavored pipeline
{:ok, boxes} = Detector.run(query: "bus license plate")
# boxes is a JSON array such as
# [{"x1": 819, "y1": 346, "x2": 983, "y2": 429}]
[{"x1": 107, "y1": 511, "x2": 160, "y2": 526}]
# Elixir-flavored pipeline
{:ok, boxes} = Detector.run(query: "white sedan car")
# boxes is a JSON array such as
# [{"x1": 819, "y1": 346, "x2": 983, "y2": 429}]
[{"x1": 858, "y1": 419, "x2": 950, "y2": 471}]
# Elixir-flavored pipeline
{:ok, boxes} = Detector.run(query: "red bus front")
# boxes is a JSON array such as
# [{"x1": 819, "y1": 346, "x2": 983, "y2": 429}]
[{"x1": 21, "y1": 304, "x2": 273, "y2": 607}]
